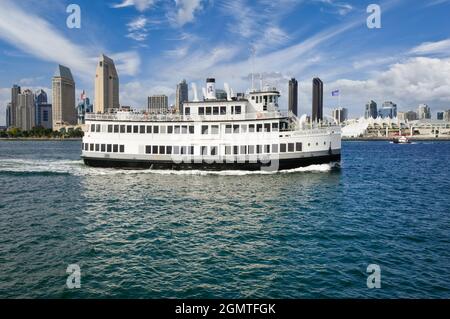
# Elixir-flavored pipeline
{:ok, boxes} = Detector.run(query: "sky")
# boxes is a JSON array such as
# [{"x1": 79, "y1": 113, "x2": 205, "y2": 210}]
[{"x1": 0, "y1": 0, "x2": 450, "y2": 125}]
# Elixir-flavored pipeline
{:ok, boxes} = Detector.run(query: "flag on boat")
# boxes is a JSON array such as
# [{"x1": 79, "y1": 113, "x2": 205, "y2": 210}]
[{"x1": 332, "y1": 89, "x2": 340, "y2": 97}]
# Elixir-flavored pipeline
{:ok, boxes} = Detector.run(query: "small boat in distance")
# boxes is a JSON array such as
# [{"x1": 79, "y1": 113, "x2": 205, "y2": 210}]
[{"x1": 392, "y1": 136, "x2": 412, "y2": 144}]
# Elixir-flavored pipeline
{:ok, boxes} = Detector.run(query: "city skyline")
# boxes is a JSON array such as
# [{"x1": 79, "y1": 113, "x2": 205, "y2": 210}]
[{"x1": 1, "y1": 0, "x2": 450, "y2": 125}]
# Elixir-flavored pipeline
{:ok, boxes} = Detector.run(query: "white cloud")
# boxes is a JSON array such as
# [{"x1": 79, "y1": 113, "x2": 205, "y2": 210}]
[
  {"x1": 126, "y1": 16, "x2": 149, "y2": 42},
  {"x1": 112, "y1": 0, "x2": 156, "y2": 12},
  {"x1": 314, "y1": 0, "x2": 354, "y2": 16},
  {"x1": 410, "y1": 39, "x2": 450, "y2": 56},
  {"x1": 172, "y1": 0, "x2": 204, "y2": 26}
]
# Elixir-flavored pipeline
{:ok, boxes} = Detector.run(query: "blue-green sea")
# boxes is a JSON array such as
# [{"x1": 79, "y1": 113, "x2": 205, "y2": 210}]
[{"x1": 0, "y1": 140, "x2": 449, "y2": 298}]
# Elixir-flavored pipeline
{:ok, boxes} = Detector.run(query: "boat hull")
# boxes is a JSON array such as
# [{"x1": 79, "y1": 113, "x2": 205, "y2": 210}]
[{"x1": 82, "y1": 153, "x2": 341, "y2": 171}]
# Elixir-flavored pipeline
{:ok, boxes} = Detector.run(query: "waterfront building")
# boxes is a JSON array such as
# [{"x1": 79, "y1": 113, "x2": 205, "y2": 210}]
[
  {"x1": 52, "y1": 65, "x2": 76, "y2": 130},
  {"x1": 6, "y1": 102, "x2": 12, "y2": 128},
  {"x1": 378, "y1": 101, "x2": 397, "y2": 119},
  {"x1": 94, "y1": 54, "x2": 120, "y2": 113},
  {"x1": 312, "y1": 78, "x2": 323, "y2": 122},
  {"x1": 148, "y1": 95, "x2": 168, "y2": 113},
  {"x1": 175, "y1": 79, "x2": 188, "y2": 114},
  {"x1": 437, "y1": 112, "x2": 444, "y2": 120},
  {"x1": 17, "y1": 89, "x2": 35, "y2": 131},
  {"x1": 35, "y1": 89, "x2": 52, "y2": 129},
  {"x1": 445, "y1": 110, "x2": 450, "y2": 122},
  {"x1": 11, "y1": 84, "x2": 21, "y2": 127},
  {"x1": 77, "y1": 90, "x2": 93, "y2": 125},
  {"x1": 332, "y1": 107, "x2": 348, "y2": 124},
  {"x1": 418, "y1": 104, "x2": 431, "y2": 120},
  {"x1": 288, "y1": 78, "x2": 298, "y2": 117},
  {"x1": 365, "y1": 100, "x2": 377, "y2": 119}
]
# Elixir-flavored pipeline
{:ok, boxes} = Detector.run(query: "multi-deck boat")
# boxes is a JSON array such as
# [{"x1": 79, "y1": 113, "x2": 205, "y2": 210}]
[{"x1": 81, "y1": 78, "x2": 341, "y2": 171}]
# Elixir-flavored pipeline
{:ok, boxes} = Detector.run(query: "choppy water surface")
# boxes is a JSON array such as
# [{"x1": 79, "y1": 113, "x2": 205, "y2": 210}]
[{"x1": 0, "y1": 140, "x2": 449, "y2": 298}]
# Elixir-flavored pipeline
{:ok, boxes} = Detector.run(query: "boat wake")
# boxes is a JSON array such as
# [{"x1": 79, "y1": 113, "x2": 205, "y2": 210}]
[{"x1": 0, "y1": 158, "x2": 339, "y2": 177}]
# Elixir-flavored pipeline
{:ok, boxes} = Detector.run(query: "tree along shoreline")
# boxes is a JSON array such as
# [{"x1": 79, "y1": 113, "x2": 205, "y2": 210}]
[{"x1": 0, "y1": 126, "x2": 84, "y2": 139}]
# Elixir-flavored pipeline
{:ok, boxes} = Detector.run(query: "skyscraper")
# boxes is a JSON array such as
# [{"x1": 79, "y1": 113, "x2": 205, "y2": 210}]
[
  {"x1": 35, "y1": 89, "x2": 52, "y2": 129},
  {"x1": 312, "y1": 78, "x2": 323, "y2": 122},
  {"x1": 417, "y1": 104, "x2": 431, "y2": 120},
  {"x1": 288, "y1": 78, "x2": 298, "y2": 116},
  {"x1": 6, "y1": 102, "x2": 12, "y2": 128},
  {"x1": 77, "y1": 90, "x2": 93, "y2": 124},
  {"x1": 11, "y1": 84, "x2": 21, "y2": 127},
  {"x1": 379, "y1": 101, "x2": 397, "y2": 119},
  {"x1": 332, "y1": 107, "x2": 348, "y2": 124},
  {"x1": 175, "y1": 79, "x2": 188, "y2": 114},
  {"x1": 148, "y1": 95, "x2": 168, "y2": 113},
  {"x1": 437, "y1": 112, "x2": 444, "y2": 120},
  {"x1": 365, "y1": 100, "x2": 378, "y2": 119},
  {"x1": 94, "y1": 54, "x2": 120, "y2": 113},
  {"x1": 52, "y1": 65, "x2": 76, "y2": 130},
  {"x1": 17, "y1": 89, "x2": 35, "y2": 131}
]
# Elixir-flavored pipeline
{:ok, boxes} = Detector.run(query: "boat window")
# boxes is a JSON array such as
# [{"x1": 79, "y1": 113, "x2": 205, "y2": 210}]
[
  {"x1": 101, "y1": 144, "x2": 106, "y2": 152},
  {"x1": 95, "y1": 144, "x2": 99, "y2": 152},
  {"x1": 296, "y1": 143, "x2": 302, "y2": 152},
  {"x1": 113, "y1": 145, "x2": 118, "y2": 153},
  {"x1": 213, "y1": 107, "x2": 219, "y2": 115},
  {"x1": 152, "y1": 146, "x2": 158, "y2": 154},
  {"x1": 159, "y1": 146, "x2": 165, "y2": 155},
  {"x1": 272, "y1": 144, "x2": 278, "y2": 153},
  {"x1": 220, "y1": 107, "x2": 226, "y2": 115},
  {"x1": 174, "y1": 126, "x2": 180, "y2": 134},
  {"x1": 225, "y1": 146, "x2": 232, "y2": 155},
  {"x1": 189, "y1": 146, "x2": 194, "y2": 155},
  {"x1": 206, "y1": 107, "x2": 212, "y2": 115},
  {"x1": 265, "y1": 145, "x2": 270, "y2": 153},
  {"x1": 288, "y1": 143, "x2": 295, "y2": 152},
  {"x1": 257, "y1": 124, "x2": 263, "y2": 132},
  {"x1": 189, "y1": 126, "x2": 195, "y2": 134},
  {"x1": 233, "y1": 146, "x2": 239, "y2": 155},
  {"x1": 211, "y1": 125, "x2": 219, "y2": 134},
  {"x1": 257, "y1": 145, "x2": 262, "y2": 154},
  {"x1": 231, "y1": 106, "x2": 234, "y2": 114},
  {"x1": 91, "y1": 124, "x2": 95, "y2": 132},
  {"x1": 160, "y1": 126, "x2": 167, "y2": 134},
  {"x1": 201, "y1": 146, "x2": 208, "y2": 156},
  {"x1": 249, "y1": 124, "x2": 255, "y2": 132},
  {"x1": 280, "y1": 144, "x2": 287, "y2": 153},
  {"x1": 133, "y1": 125, "x2": 138, "y2": 133},
  {"x1": 97, "y1": 124, "x2": 101, "y2": 132},
  {"x1": 272, "y1": 123, "x2": 279, "y2": 132},
  {"x1": 146, "y1": 146, "x2": 151, "y2": 154},
  {"x1": 113, "y1": 125, "x2": 119, "y2": 133},
  {"x1": 107, "y1": 144, "x2": 112, "y2": 152},
  {"x1": 173, "y1": 146, "x2": 180, "y2": 155},
  {"x1": 211, "y1": 146, "x2": 217, "y2": 156},
  {"x1": 153, "y1": 125, "x2": 159, "y2": 134},
  {"x1": 120, "y1": 125, "x2": 125, "y2": 133},
  {"x1": 240, "y1": 145, "x2": 247, "y2": 155},
  {"x1": 89, "y1": 144, "x2": 94, "y2": 151},
  {"x1": 140, "y1": 125, "x2": 145, "y2": 134},
  {"x1": 199, "y1": 107, "x2": 205, "y2": 115},
  {"x1": 166, "y1": 146, "x2": 172, "y2": 155},
  {"x1": 241, "y1": 125, "x2": 247, "y2": 133},
  {"x1": 225, "y1": 125, "x2": 232, "y2": 134},
  {"x1": 120, "y1": 145, "x2": 125, "y2": 153},
  {"x1": 248, "y1": 145, "x2": 255, "y2": 154},
  {"x1": 147, "y1": 125, "x2": 152, "y2": 134},
  {"x1": 185, "y1": 107, "x2": 190, "y2": 116},
  {"x1": 202, "y1": 125, "x2": 208, "y2": 134},
  {"x1": 127, "y1": 125, "x2": 132, "y2": 133},
  {"x1": 167, "y1": 126, "x2": 173, "y2": 134},
  {"x1": 107, "y1": 125, "x2": 112, "y2": 133},
  {"x1": 264, "y1": 123, "x2": 271, "y2": 132},
  {"x1": 233, "y1": 125, "x2": 239, "y2": 133},
  {"x1": 235, "y1": 105, "x2": 242, "y2": 115},
  {"x1": 181, "y1": 146, "x2": 187, "y2": 155},
  {"x1": 182, "y1": 126, "x2": 188, "y2": 134}
]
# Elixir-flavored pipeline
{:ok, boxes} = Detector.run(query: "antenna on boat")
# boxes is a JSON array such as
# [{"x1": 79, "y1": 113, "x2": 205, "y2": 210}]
[{"x1": 250, "y1": 46, "x2": 256, "y2": 92}]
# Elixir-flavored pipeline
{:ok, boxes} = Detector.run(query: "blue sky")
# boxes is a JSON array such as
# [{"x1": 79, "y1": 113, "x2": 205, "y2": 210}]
[{"x1": 1, "y1": 0, "x2": 450, "y2": 125}]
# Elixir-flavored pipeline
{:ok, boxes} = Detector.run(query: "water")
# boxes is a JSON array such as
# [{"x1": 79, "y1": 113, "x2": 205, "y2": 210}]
[{"x1": 0, "y1": 140, "x2": 449, "y2": 299}]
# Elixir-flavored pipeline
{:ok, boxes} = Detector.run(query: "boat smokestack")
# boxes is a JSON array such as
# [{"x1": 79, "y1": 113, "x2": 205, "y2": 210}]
[{"x1": 206, "y1": 78, "x2": 216, "y2": 100}]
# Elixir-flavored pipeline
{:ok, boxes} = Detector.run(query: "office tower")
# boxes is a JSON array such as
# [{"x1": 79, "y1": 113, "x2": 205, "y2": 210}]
[
  {"x1": 94, "y1": 54, "x2": 120, "y2": 113},
  {"x1": 365, "y1": 100, "x2": 378, "y2": 119},
  {"x1": 417, "y1": 104, "x2": 431, "y2": 120},
  {"x1": 444, "y1": 110, "x2": 450, "y2": 122},
  {"x1": 77, "y1": 90, "x2": 93, "y2": 124},
  {"x1": 17, "y1": 89, "x2": 35, "y2": 131},
  {"x1": 288, "y1": 78, "x2": 298, "y2": 116},
  {"x1": 175, "y1": 79, "x2": 188, "y2": 113},
  {"x1": 52, "y1": 65, "x2": 76, "y2": 130},
  {"x1": 11, "y1": 84, "x2": 21, "y2": 127},
  {"x1": 378, "y1": 101, "x2": 397, "y2": 119},
  {"x1": 312, "y1": 78, "x2": 323, "y2": 122},
  {"x1": 148, "y1": 95, "x2": 168, "y2": 113},
  {"x1": 6, "y1": 103, "x2": 12, "y2": 128},
  {"x1": 437, "y1": 112, "x2": 444, "y2": 120},
  {"x1": 35, "y1": 89, "x2": 52, "y2": 129},
  {"x1": 332, "y1": 107, "x2": 348, "y2": 124},
  {"x1": 404, "y1": 111, "x2": 418, "y2": 122}
]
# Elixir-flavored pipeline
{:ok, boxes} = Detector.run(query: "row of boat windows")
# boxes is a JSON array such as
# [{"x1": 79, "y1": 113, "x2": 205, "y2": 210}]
[
  {"x1": 186, "y1": 105, "x2": 242, "y2": 116},
  {"x1": 144, "y1": 143, "x2": 303, "y2": 156},
  {"x1": 89, "y1": 122, "x2": 281, "y2": 134},
  {"x1": 83, "y1": 143, "x2": 125, "y2": 153}
]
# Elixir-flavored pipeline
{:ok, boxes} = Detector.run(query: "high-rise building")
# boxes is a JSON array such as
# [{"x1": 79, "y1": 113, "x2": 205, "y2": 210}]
[
  {"x1": 444, "y1": 110, "x2": 450, "y2": 122},
  {"x1": 378, "y1": 101, "x2": 397, "y2": 119},
  {"x1": 437, "y1": 112, "x2": 444, "y2": 120},
  {"x1": 332, "y1": 107, "x2": 348, "y2": 124},
  {"x1": 77, "y1": 90, "x2": 93, "y2": 124},
  {"x1": 11, "y1": 84, "x2": 21, "y2": 127},
  {"x1": 94, "y1": 54, "x2": 119, "y2": 113},
  {"x1": 6, "y1": 102, "x2": 12, "y2": 128},
  {"x1": 52, "y1": 65, "x2": 76, "y2": 130},
  {"x1": 148, "y1": 95, "x2": 168, "y2": 113},
  {"x1": 417, "y1": 104, "x2": 431, "y2": 120},
  {"x1": 34, "y1": 89, "x2": 52, "y2": 129},
  {"x1": 288, "y1": 78, "x2": 298, "y2": 116},
  {"x1": 175, "y1": 79, "x2": 188, "y2": 114},
  {"x1": 312, "y1": 77, "x2": 323, "y2": 122},
  {"x1": 365, "y1": 100, "x2": 378, "y2": 119},
  {"x1": 17, "y1": 89, "x2": 35, "y2": 131}
]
